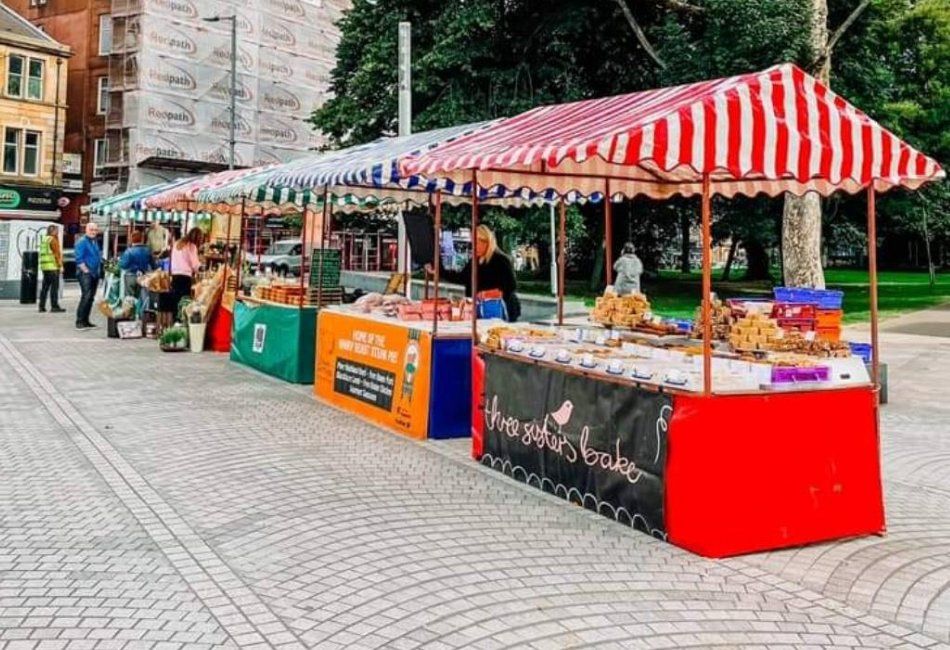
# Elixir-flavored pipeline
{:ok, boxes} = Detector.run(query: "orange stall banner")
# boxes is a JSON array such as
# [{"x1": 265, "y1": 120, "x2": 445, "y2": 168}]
[{"x1": 315, "y1": 311, "x2": 432, "y2": 440}]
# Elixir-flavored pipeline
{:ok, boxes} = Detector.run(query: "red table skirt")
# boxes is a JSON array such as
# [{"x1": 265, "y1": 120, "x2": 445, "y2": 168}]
[
  {"x1": 666, "y1": 387, "x2": 884, "y2": 557},
  {"x1": 207, "y1": 305, "x2": 233, "y2": 353}
]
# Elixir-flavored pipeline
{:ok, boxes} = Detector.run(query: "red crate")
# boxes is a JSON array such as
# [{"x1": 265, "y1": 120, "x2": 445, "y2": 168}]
[
  {"x1": 777, "y1": 318, "x2": 815, "y2": 333},
  {"x1": 772, "y1": 303, "x2": 816, "y2": 320},
  {"x1": 815, "y1": 309, "x2": 843, "y2": 327}
]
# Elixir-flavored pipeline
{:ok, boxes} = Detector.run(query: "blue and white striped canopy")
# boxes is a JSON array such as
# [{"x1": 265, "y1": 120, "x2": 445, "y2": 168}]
[{"x1": 195, "y1": 122, "x2": 496, "y2": 207}]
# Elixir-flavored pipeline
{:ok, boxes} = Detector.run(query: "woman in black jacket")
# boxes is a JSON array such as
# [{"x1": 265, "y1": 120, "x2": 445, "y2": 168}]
[{"x1": 428, "y1": 225, "x2": 521, "y2": 322}]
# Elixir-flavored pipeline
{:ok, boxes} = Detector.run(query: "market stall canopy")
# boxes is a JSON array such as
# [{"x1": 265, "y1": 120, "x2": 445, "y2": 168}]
[
  {"x1": 193, "y1": 121, "x2": 554, "y2": 213},
  {"x1": 144, "y1": 166, "x2": 275, "y2": 211},
  {"x1": 401, "y1": 63, "x2": 945, "y2": 200},
  {"x1": 89, "y1": 176, "x2": 194, "y2": 221}
]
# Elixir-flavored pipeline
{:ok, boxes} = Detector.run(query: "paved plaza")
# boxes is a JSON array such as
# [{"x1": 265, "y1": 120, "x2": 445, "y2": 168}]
[{"x1": 0, "y1": 292, "x2": 948, "y2": 650}]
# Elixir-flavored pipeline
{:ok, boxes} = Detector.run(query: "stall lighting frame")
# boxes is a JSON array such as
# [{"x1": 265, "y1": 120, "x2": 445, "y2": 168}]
[{"x1": 465, "y1": 171, "x2": 883, "y2": 401}]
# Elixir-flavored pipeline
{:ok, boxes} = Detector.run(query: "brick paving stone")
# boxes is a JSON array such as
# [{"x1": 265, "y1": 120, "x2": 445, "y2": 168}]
[{"x1": 1, "y1": 298, "x2": 950, "y2": 648}]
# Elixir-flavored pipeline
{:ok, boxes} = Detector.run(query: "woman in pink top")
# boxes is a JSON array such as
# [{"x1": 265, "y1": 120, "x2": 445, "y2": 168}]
[{"x1": 170, "y1": 227, "x2": 203, "y2": 312}]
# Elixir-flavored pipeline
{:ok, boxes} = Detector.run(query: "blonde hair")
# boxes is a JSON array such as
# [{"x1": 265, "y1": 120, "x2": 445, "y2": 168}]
[{"x1": 476, "y1": 225, "x2": 498, "y2": 265}]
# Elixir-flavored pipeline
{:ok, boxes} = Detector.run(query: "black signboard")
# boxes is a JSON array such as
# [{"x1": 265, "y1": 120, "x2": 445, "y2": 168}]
[
  {"x1": 0, "y1": 185, "x2": 60, "y2": 213},
  {"x1": 402, "y1": 211, "x2": 434, "y2": 268},
  {"x1": 333, "y1": 358, "x2": 396, "y2": 410},
  {"x1": 482, "y1": 355, "x2": 672, "y2": 537}
]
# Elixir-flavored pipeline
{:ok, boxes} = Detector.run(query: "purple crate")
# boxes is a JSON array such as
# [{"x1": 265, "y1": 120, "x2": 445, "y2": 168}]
[{"x1": 771, "y1": 366, "x2": 830, "y2": 384}]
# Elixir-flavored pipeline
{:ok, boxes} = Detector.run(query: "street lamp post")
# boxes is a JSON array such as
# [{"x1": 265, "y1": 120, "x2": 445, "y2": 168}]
[{"x1": 203, "y1": 14, "x2": 237, "y2": 170}]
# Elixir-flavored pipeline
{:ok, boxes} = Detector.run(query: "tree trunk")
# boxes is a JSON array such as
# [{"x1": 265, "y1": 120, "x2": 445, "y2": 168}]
[
  {"x1": 782, "y1": 0, "x2": 829, "y2": 289},
  {"x1": 721, "y1": 237, "x2": 738, "y2": 281},
  {"x1": 680, "y1": 211, "x2": 691, "y2": 273},
  {"x1": 743, "y1": 239, "x2": 771, "y2": 281}
]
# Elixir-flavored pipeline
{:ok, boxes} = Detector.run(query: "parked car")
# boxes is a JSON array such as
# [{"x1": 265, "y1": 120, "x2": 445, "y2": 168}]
[{"x1": 253, "y1": 239, "x2": 302, "y2": 276}]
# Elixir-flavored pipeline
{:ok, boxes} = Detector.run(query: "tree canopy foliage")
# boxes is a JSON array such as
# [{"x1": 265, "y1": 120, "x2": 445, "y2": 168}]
[{"x1": 312, "y1": 0, "x2": 948, "y2": 278}]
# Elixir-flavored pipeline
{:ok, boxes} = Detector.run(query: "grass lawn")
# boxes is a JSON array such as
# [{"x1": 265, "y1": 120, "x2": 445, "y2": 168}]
[{"x1": 520, "y1": 269, "x2": 950, "y2": 323}]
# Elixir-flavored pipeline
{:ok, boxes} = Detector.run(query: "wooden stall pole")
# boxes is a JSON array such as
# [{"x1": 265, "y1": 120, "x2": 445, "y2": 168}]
[
  {"x1": 471, "y1": 171, "x2": 480, "y2": 342},
  {"x1": 234, "y1": 198, "x2": 247, "y2": 295},
  {"x1": 701, "y1": 174, "x2": 713, "y2": 396},
  {"x1": 432, "y1": 191, "x2": 443, "y2": 337},
  {"x1": 604, "y1": 179, "x2": 613, "y2": 286},
  {"x1": 424, "y1": 195, "x2": 432, "y2": 300},
  {"x1": 224, "y1": 208, "x2": 233, "y2": 267},
  {"x1": 867, "y1": 185, "x2": 880, "y2": 389},
  {"x1": 557, "y1": 199, "x2": 566, "y2": 326}
]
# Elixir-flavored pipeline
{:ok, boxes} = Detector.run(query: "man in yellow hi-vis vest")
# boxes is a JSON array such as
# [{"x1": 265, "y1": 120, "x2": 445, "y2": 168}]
[{"x1": 38, "y1": 224, "x2": 65, "y2": 313}]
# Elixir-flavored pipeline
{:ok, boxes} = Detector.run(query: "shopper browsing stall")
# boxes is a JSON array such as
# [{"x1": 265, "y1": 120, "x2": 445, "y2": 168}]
[
  {"x1": 170, "y1": 227, "x2": 203, "y2": 311},
  {"x1": 119, "y1": 231, "x2": 155, "y2": 296},
  {"x1": 428, "y1": 225, "x2": 521, "y2": 322},
  {"x1": 613, "y1": 242, "x2": 643, "y2": 295}
]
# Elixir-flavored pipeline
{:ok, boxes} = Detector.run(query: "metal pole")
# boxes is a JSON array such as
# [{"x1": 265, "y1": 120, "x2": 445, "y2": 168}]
[
  {"x1": 701, "y1": 174, "x2": 713, "y2": 396},
  {"x1": 471, "y1": 171, "x2": 479, "y2": 341},
  {"x1": 228, "y1": 15, "x2": 237, "y2": 170},
  {"x1": 317, "y1": 188, "x2": 329, "y2": 307},
  {"x1": 298, "y1": 204, "x2": 308, "y2": 309},
  {"x1": 868, "y1": 185, "x2": 880, "y2": 389},
  {"x1": 433, "y1": 191, "x2": 442, "y2": 337},
  {"x1": 558, "y1": 199, "x2": 566, "y2": 326},
  {"x1": 549, "y1": 203, "x2": 557, "y2": 296},
  {"x1": 234, "y1": 197, "x2": 246, "y2": 294},
  {"x1": 604, "y1": 179, "x2": 613, "y2": 286},
  {"x1": 396, "y1": 22, "x2": 411, "y2": 275}
]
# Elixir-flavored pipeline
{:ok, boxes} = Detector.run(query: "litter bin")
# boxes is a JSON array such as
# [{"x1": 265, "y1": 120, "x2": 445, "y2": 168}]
[{"x1": 19, "y1": 250, "x2": 38, "y2": 304}]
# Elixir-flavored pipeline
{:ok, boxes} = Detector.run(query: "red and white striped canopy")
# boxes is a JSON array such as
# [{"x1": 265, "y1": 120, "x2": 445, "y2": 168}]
[
  {"x1": 402, "y1": 64, "x2": 944, "y2": 200},
  {"x1": 144, "y1": 166, "x2": 274, "y2": 211}
]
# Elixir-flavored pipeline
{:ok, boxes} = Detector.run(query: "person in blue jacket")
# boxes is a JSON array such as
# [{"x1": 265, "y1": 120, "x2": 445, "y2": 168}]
[
  {"x1": 119, "y1": 230, "x2": 155, "y2": 298},
  {"x1": 74, "y1": 222, "x2": 103, "y2": 330}
]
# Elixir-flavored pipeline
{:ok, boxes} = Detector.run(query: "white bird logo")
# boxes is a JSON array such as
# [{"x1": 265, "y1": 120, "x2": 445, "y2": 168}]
[{"x1": 550, "y1": 400, "x2": 574, "y2": 428}]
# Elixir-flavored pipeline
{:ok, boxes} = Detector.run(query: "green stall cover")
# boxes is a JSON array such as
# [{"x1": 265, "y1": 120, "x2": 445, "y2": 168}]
[{"x1": 231, "y1": 301, "x2": 318, "y2": 384}]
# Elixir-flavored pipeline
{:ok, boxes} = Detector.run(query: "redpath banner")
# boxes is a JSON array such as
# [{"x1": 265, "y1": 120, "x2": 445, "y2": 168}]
[{"x1": 316, "y1": 311, "x2": 432, "y2": 440}]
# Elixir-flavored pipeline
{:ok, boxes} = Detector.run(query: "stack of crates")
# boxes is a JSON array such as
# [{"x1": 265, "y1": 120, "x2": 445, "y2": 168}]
[{"x1": 772, "y1": 287, "x2": 845, "y2": 342}]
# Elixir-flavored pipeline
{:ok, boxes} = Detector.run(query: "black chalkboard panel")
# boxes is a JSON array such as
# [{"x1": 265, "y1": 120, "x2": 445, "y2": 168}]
[{"x1": 402, "y1": 211, "x2": 434, "y2": 268}]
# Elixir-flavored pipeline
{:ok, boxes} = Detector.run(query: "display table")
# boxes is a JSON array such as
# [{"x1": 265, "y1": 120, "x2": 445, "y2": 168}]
[
  {"x1": 315, "y1": 308, "x2": 480, "y2": 440},
  {"x1": 231, "y1": 298, "x2": 318, "y2": 383},
  {"x1": 475, "y1": 351, "x2": 885, "y2": 558}
]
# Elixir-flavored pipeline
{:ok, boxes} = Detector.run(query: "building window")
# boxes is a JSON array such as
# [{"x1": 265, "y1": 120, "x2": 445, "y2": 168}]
[
  {"x1": 27, "y1": 59, "x2": 43, "y2": 100},
  {"x1": 99, "y1": 14, "x2": 113, "y2": 56},
  {"x1": 93, "y1": 138, "x2": 107, "y2": 177},
  {"x1": 7, "y1": 55, "x2": 44, "y2": 100},
  {"x1": 23, "y1": 131, "x2": 40, "y2": 176},
  {"x1": 6, "y1": 55, "x2": 23, "y2": 97},
  {"x1": 97, "y1": 77, "x2": 110, "y2": 115},
  {"x1": 3, "y1": 128, "x2": 20, "y2": 174}
]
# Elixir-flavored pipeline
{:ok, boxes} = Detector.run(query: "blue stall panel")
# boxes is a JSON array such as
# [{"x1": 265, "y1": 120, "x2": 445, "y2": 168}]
[{"x1": 428, "y1": 337, "x2": 473, "y2": 439}]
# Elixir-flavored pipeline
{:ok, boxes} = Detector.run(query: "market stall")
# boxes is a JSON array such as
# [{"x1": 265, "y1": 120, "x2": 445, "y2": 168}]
[
  {"x1": 402, "y1": 63, "x2": 945, "y2": 557},
  {"x1": 315, "y1": 303, "x2": 485, "y2": 440},
  {"x1": 191, "y1": 122, "x2": 504, "y2": 389}
]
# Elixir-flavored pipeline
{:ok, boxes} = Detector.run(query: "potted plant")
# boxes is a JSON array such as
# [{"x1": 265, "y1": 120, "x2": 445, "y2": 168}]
[
  {"x1": 159, "y1": 324, "x2": 188, "y2": 352},
  {"x1": 177, "y1": 298, "x2": 206, "y2": 353}
]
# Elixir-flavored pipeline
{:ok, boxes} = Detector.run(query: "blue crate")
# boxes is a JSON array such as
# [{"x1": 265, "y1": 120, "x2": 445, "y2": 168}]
[
  {"x1": 849, "y1": 342, "x2": 873, "y2": 364},
  {"x1": 665, "y1": 318, "x2": 693, "y2": 332},
  {"x1": 477, "y1": 298, "x2": 507, "y2": 320},
  {"x1": 773, "y1": 287, "x2": 844, "y2": 309}
]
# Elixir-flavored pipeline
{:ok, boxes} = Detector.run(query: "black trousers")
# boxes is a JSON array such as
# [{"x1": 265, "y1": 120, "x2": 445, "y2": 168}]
[
  {"x1": 76, "y1": 272, "x2": 99, "y2": 326},
  {"x1": 170, "y1": 274, "x2": 193, "y2": 315},
  {"x1": 39, "y1": 270, "x2": 60, "y2": 309}
]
